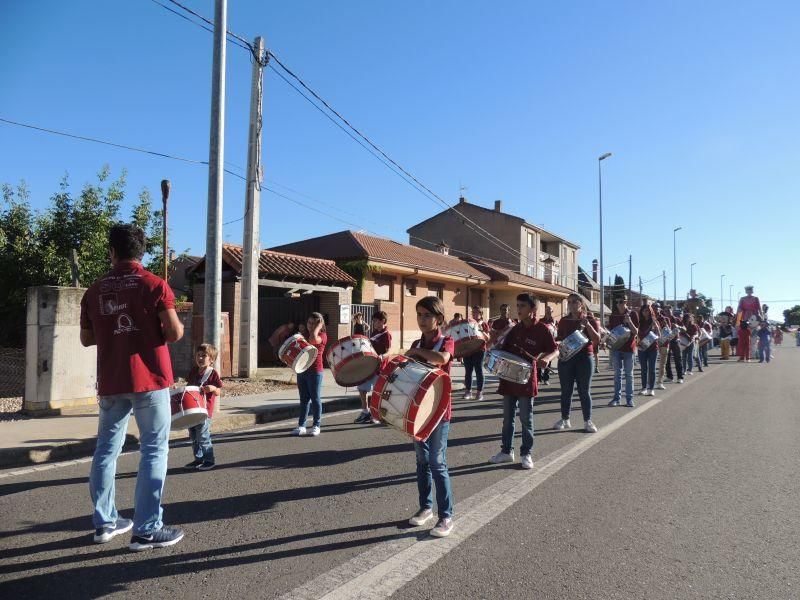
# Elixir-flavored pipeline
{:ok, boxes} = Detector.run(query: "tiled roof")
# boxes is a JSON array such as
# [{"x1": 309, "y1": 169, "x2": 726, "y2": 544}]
[
  {"x1": 191, "y1": 244, "x2": 355, "y2": 286},
  {"x1": 466, "y1": 257, "x2": 574, "y2": 297},
  {"x1": 578, "y1": 266, "x2": 601, "y2": 290}
]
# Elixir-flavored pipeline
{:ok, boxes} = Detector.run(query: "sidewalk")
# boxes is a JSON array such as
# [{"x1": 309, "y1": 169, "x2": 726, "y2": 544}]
[{"x1": 0, "y1": 364, "x2": 468, "y2": 469}]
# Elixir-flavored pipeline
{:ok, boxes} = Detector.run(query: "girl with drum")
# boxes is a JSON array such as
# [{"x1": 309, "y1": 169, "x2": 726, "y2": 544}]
[
  {"x1": 554, "y1": 294, "x2": 601, "y2": 433},
  {"x1": 607, "y1": 295, "x2": 640, "y2": 407},
  {"x1": 636, "y1": 303, "x2": 661, "y2": 397},
  {"x1": 463, "y1": 305, "x2": 490, "y2": 401},
  {"x1": 292, "y1": 313, "x2": 328, "y2": 437},
  {"x1": 354, "y1": 311, "x2": 392, "y2": 424},
  {"x1": 681, "y1": 314, "x2": 700, "y2": 374},
  {"x1": 405, "y1": 296, "x2": 455, "y2": 538}
]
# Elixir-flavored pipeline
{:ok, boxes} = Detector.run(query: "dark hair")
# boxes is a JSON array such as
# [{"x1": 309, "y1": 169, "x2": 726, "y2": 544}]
[
  {"x1": 638, "y1": 304, "x2": 653, "y2": 321},
  {"x1": 372, "y1": 311, "x2": 388, "y2": 323},
  {"x1": 471, "y1": 305, "x2": 481, "y2": 311},
  {"x1": 109, "y1": 223, "x2": 146, "y2": 260},
  {"x1": 516, "y1": 293, "x2": 538, "y2": 309},
  {"x1": 417, "y1": 295, "x2": 447, "y2": 326},
  {"x1": 308, "y1": 311, "x2": 326, "y2": 333}
]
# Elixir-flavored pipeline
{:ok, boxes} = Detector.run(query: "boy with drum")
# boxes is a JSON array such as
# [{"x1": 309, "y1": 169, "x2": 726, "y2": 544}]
[
  {"x1": 488, "y1": 293, "x2": 558, "y2": 470},
  {"x1": 354, "y1": 311, "x2": 392, "y2": 424},
  {"x1": 184, "y1": 344, "x2": 223, "y2": 471},
  {"x1": 463, "y1": 305, "x2": 490, "y2": 401}
]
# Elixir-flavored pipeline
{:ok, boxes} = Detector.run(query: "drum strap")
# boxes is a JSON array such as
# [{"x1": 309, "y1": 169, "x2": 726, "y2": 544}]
[{"x1": 197, "y1": 367, "x2": 213, "y2": 388}]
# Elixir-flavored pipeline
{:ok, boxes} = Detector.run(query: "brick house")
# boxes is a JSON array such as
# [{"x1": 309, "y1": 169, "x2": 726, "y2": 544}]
[{"x1": 578, "y1": 262, "x2": 611, "y2": 318}]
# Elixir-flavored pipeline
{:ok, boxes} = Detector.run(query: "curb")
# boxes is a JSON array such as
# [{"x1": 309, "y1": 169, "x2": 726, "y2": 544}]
[{"x1": 0, "y1": 395, "x2": 362, "y2": 470}]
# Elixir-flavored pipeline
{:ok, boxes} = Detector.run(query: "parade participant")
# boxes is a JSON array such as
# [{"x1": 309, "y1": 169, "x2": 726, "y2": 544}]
[
  {"x1": 655, "y1": 306, "x2": 673, "y2": 388},
  {"x1": 268, "y1": 321, "x2": 296, "y2": 356},
  {"x1": 405, "y1": 296, "x2": 455, "y2": 538},
  {"x1": 664, "y1": 306, "x2": 685, "y2": 384},
  {"x1": 698, "y1": 317, "x2": 712, "y2": 368},
  {"x1": 737, "y1": 319, "x2": 752, "y2": 362},
  {"x1": 757, "y1": 321, "x2": 772, "y2": 363},
  {"x1": 292, "y1": 313, "x2": 328, "y2": 437},
  {"x1": 682, "y1": 314, "x2": 700, "y2": 374},
  {"x1": 554, "y1": 294, "x2": 601, "y2": 433},
  {"x1": 607, "y1": 295, "x2": 640, "y2": 407},
  {"x1": 538, "y1": 305, "x2": 556, "y2": 385},
  {"x1": 737, "y1": 286, "x2": 762, "y2": 359},
  {"x1": 448, "y1": 313, "x2": 463, "y2": 328},
  {"x1": 489, "y1": 293, "x2": 558, "y2": 468},
  {"x1": 352, "y1": 312, "x2": 369, "y2": 337},
  {"x1": 774, "y1": 328, "x2": 783, "y2": 346},
  {"x1": 354, "y1": 311, "x2": 392, "y2": 424},
  {"x1": 184, "y1": 344, "x2": 222, "y2": 471},
  {"x1": 636, "y1": 302, "x2": 661, "y2": 397},
  {"x1": 489, "y1": 304, "x2": 515, "y2": 346},
  {"x1": 80, "y1": 223, "x2": 185, "y2": 551},
  {"x1": 463, "y1": 305, "x2": 490, "y2": 401},
  {"x1": 719, "y1": 317, "x2": 734, "y2": 360}
]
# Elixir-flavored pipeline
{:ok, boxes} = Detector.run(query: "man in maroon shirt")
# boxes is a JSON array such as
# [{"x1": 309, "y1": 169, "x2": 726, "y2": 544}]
[
  {"x1": 489, "y1": 304, "x2": 516, "y2": 347},
  {"x1": 488, "y1": 293, "x2": 558, "y2": 470},
  {"x1": 80, "y1": 224, "x2": 184, "y2": 551}
]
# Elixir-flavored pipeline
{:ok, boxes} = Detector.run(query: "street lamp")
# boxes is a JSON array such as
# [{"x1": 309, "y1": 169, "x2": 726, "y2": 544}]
[
  {"x1": 729, "y1": 284, "x2": 734, "y2": 307},
  {"x1": 673, "y1": 226, "x2": 682, "y2": 305},
  {"x1": 598, "y1": 152, "x2": 612, "y2": 327},
  {"x1": 690, "y1": 262, "x2": 697, "y2": 290},
  {"x1": 720, "y1": 274, "x2": 726, "y2": 315}
]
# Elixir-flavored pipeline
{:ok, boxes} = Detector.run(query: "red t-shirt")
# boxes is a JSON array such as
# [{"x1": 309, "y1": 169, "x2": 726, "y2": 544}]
[
  {"x1": 556, "y1": 315, "x2": 599, "y2": 356},
  {"x1": 370, "y1": 329, "x2": 392, "y2": 356},
  {"x1": 607, "y1": 310, "x2": 640, "y2": 353},
  {"x1": 684, "y1": 323, "x2": 699, "y2": 338},
  {"x1": 498, "y1": 320, "x2": 557, "y2": 398},
  {"x1": 306, "y1": 331, "x2": 328, "y2": 372},
  {"x1": 491, "y1": 317, "x2": 515, "y2": 331},
  {"x1": 187, "y1": 366, "x2": 223, "y2": 418},
  {"x1": 80, "y1": 261, "x2": 175, "y2": 396},
  {"x1": 637, "y1": 317, "x2": 661, "y2": 349},
  {"x1": 411, "y1": 331, "x2": 455, "y2": 421},
  {"x1": 737, "y1": 296, "x2": 761, "y2": 320}
]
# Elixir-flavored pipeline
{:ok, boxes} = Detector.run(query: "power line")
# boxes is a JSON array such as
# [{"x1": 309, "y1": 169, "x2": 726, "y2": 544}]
[{"x1": 152, "y1": 0, "x2": 253, "y2": 53}]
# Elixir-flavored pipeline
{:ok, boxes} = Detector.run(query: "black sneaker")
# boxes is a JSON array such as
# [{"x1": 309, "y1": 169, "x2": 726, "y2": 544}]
[
  {"x1": 129, "y1": 526, "x2": 185, "y2": 552},
  {"x1": 93, "y1": 518, "x2": 133, "y2": 544},
  {"x1": 184, "y1": 459, "x2": 203, "y2": 469},
  {"x1": 354, "y1": 412, "x2": 371, "y2": 424},
  {"x1": 197, "y1": 461, "x2": 215, "y2": 471}
]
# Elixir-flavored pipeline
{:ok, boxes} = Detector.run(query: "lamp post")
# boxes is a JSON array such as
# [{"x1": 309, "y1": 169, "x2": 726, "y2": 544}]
[
  {"x1": 690, "y1": 262, "x2": 697, "y2": 290},
  {"x1": 729, "y1": 284, "x2": 734, "y2": 307},
  {"x1": 720, "y1": 274, "x2": 726, "y2": 315},
  {"x1": 673, "y1": 226, "x2": 682, "y2": 305},
  {"x1": 598, "y1": 152, "x2": 612, "y2": 327}
]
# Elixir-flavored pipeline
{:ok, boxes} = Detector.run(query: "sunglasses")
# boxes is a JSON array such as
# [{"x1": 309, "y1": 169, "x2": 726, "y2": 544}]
[{"x1": 616, "y1": 299, "x2": 627, "y2": 304}]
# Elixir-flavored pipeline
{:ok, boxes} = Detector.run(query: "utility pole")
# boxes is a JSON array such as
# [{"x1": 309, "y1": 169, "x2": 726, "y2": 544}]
[
  {"x1": 628, "y1": 255, "x2": 632, "y2": 294},
  {"x1": 161, "y1": 179, "x2": 170, "y2": 281},
  {"x1": 662, "y1": 270, "x2": 666, "y2": 303},
  {"x1": 598, "y1": 152, "x2": 611, "y2": 327},
  {"x1": 204, "y1": 0, "x2": 228, "y2": 366},
  {"x1": 239, "y1": 36, "x2": 266, "y2": 378},
  {"x1": 638, "y1": 275, "x2": 643, "y2": 299}
]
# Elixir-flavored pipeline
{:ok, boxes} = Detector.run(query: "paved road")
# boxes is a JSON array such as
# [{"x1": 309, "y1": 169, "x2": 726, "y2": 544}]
[{"x1": 1, "y1": 346, "x2": 798, "y2": 599}]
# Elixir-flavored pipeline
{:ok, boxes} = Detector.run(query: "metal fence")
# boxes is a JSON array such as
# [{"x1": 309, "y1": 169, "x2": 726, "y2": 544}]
[
  {"x1": 351, "y1": 304, "x2": 376, "y2": 334},
  {"x1": 0, "y1": 347, "x2": 25, "y2": 398}
]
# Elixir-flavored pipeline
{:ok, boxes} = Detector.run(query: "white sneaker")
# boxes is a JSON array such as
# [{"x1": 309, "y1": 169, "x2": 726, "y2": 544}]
[
  {"x1": 409, "y1": 508, "x2": 434, "y2": 527},
  {"x1": 553, "y1": 418, "x2": 571, "y2": 430},
  {"x1": 310, "y1": 426, "x2": 321, "y2": 437},
  {"x1": 645, "y1": 389, "x2": 654, "y2": 396},
  {"x1": 656, "y1": 383, "x2": 666, "y2": 390},
  {"x1": 584, "y1": 420, "x2": 598, "y2": 433},
  {"x1": 520, "y1": 454, "x2": 534, "y2": 470},
  {"x1": 291, "y1": 426, "x2": 306, "y2": 436},
  {"x1": 489, "y1": 451, "x2": 515, "y2": 464},
  {"x1": 476, "y1": 392, "x2": 484, "y2": 401},
  {"x1": 638, "y1": 390, "x2": 648, "y2": 396},
  {"x1": 463, "y1": 391, "x2": 473, "y2": 400},
  {"x1": 677, "y1": 378, "x2": 684, "y2": 384}
]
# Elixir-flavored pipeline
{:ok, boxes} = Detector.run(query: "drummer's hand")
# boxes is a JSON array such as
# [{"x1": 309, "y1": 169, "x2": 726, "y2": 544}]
[
  {"x1": 579, "y1": 317, "x2": 589, "y2": 327},
  {"x1": 536, "y1": 357, "x2": 548, "y2": 369},
  {"x1": 405, "y1": 348, "x2": 420, "y2": 359},
  {"x1": 202, "y1": 385, "x2": 219, "y2": 394}
]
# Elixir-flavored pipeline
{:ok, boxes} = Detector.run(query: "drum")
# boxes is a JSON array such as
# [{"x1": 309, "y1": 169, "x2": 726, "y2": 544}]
[
  {"x1": 658, "y1": 327, "x2": 673, "y2": 344},
  {"x1": 483, "y1": 349, "x2": 532, "y2": 384},
  {"x1": 444, "y1": 319, "x2": 484, "y2": 358},
  {"x1": 559, "y1": 330, "x2": 589, "y2": 362},
  {"x1": 638, "y1": 331, "x2": 659, "y2": 351},
  {"x1": 369, "y1": 356, "x2": 451, "y2": 442},
  {"x1": 606, "y1": 325, "x2": 631, "y2": 351},
  {"x1": 278, "y1": 334, "x2": 318, "y2": 373},
  {"x1": 170, "y1": 386, "x2": 208, "y2": 430},
  {"x1": 678, "y1": 334, "x2": 692, "y2": 350},
  {"x1": 326, "y1": 335, "x2": 380, "y2": 386},
  {"x1": 699, "y1": 328, "x2": 712, "y2": 346}
]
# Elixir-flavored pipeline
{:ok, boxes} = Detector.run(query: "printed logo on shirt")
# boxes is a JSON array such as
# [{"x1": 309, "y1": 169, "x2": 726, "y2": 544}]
[
  {"x1": 113, "y1": 313, "x2": 138, "y2": 335},
  {"x1": 100, "y1": 294, "x2": 129, "y2": 316}
]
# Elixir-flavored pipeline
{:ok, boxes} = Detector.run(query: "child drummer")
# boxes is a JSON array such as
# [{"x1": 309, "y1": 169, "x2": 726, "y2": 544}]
[
  {"x1": 488, "y1": 293, "x2": 558, "y2": 470},
  {"x1": 405, "y1": 296, "x2": 455, "y2": 538},
  {"x1": 354, "y1": 311, "x2": 392, "y2": 424},
  {"x1": 185, "y1": 343, "x2": 223, "y2": 471}
]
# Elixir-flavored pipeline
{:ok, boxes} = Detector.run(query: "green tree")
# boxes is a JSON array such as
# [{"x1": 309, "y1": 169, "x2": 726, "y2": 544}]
[{"x1": 783, "y1": 305, "x2": 800, "y2": 326}]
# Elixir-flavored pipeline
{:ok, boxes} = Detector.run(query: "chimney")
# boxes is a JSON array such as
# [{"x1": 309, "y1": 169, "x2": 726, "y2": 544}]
[
  {"x1": 592, "y1": 259, "x2": 598, "y2": 283},
  {"x1": 494, "y1": 199, "x2": 502, "y2": 212},
  {"x1": 458, "y1": 195, "x2": 467, "y2": 204},
  {"x1": 437, "y1": 241, "x2": 450, "y2": 256},
  {"x1": 169, "y1": 250, "x2": 176, "y2": 262}
]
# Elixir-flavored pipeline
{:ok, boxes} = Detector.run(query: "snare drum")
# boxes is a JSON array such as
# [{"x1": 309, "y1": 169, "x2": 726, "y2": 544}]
[
  {"x1": 699, "y1": 328, "x2": 712, "y2": 346},
  {"x1": 559, "y1": 330, "x2": 589, "y2": 362},
  {"x1": 483, "y1": 349, "x2": 532, "y2": 384},
  {"x1": 326, "y1": 335, "x2": 380, "y2": 386},
  {"x1": 170, "y1": 386, "x2": 208, "y2": 430},
  {"x1": 278, "y1": 334, "x2": 318, "y2": 373},
  {"x1": 678, "y1": 334, "x2": 692, "y2": 350},
  {"x1": 638, "y1": 330, "x2": 659, "y2": 351},
  {"x1": 444, "y1": 319, "x2": 484, "y2": 358},
  {"x1": 606, "y1": 325, "x2": 632, "y2": 351},
  {"x1": 369, "y1": 356, "x2": 451, "y2": 442}
]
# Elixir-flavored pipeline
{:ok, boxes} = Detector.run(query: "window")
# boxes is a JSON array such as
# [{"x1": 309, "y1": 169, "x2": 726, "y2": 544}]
[
  {"x1": 374, "y1": 276, "x2": 393, "y2": 301},
  {"x1": 526, "y1": 264, "x2": 535, "y2": 277},
  {"x1": 404, "y1": 279, "x2": 417, "y2": 297},
  {"x1": 427, "y1": 282, "x2": 444, "y2": 299},
  {"x1": 527, "y1": 231, "x2": 534, "y2": 248}
]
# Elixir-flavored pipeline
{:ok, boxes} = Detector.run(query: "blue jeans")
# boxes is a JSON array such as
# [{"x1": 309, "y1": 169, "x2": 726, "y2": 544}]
[
  {"x1": 414, "y1": 420, "x2": 453, "y2": 519},
  {"x1": 463, "y1": 350, "x2": 485, "y2": 392},
  {"x1": 297, "y1": 369, "x2": 323, "y2": 427},
  {"x1": 189, "y1": 418, "x2": 214, "y2": 462},
  {"x1": 90, "y1": 388, "x2": 170, "y2": 535},
  {"x1": 682, "y1": 342, "x2": 695, "y2": 373},
  {"x1": 611, "y1": 350, "x2": 634, "y2": 403},
  {"x1": 699, "y1": 343, "x2": 709, "y2": 367},
  {"x1": 501, "y1": 395, "x2": 534, "y2": 456},
  {"x1": 558, "y1": 353, "x2": 594, "y2": 421},
  {"x1": 638, "y1": 346, "x2": 658, "y2": 390},
  {"x1": 758, "y1": 339, "x2": 771, "y2": 362}
]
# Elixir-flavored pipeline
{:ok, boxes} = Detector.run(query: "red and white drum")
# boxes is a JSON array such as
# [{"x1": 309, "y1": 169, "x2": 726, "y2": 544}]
[
  {"x1": 444, "y1": 319, "x2": 484, "y2": 358},
  {"x1": 278, "y1": 334, "x2": 318, "y2": 373},
  {"x1": 170, "y1": 386, "x2": 208, "y2": 430},
  {"x1": 369, "y1": 356, "x2": 451, "y2": 442},
  {"x1": 326, "y1": 335, "x2": 381, "y2": 386}
]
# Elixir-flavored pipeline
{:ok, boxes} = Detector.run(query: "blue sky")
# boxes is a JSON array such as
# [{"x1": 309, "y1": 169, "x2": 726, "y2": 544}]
[{"x1": 2, "y1": 1, "x2": 799, "y2": 317}]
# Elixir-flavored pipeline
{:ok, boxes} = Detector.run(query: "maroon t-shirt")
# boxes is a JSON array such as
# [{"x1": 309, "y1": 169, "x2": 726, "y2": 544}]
[
  {"x1": 684, "y1": 323, "x2": 699, "y2": 338},
  {"x1": 497, "y1": 320, "x2": 557, "y2": 398},
  {"x1": 607, "y1": 310, "x2": 640, "y2": 353},
  {"x1": 411, "y1": 331, "x2": 455, "y2": 422},
  {"x1": 187, "y1": 366, "x2": 223, "y2": 418},
  {"x1": 491, "y1": 317, "x2": 515, "y2": 331},
  {"x1": 637, "y1": 317, "x2": 661, "y2": 349},
  {"x1": 306, "y1": 331, "x2": 328, "y2": 372},
  {"x1": 370, "y1": 329, "x2": 392, "y2": 356},
  {"x1": 556, "y1": 315, "x2": 599, "y2": 356},
  {"x1": 80, "y1": 261, "x2": 175, "y2": 396}
]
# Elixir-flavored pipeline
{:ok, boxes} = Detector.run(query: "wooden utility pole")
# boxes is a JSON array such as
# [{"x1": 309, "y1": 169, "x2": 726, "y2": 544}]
[
  {"x1": 70, "y1": 249, "x2": 80, "y2": 287},
  {"x1": 161, "y1": 179, "x2": 170, "y2": 281}
]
